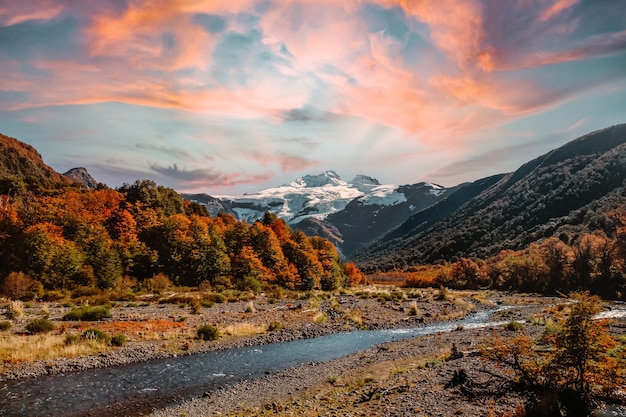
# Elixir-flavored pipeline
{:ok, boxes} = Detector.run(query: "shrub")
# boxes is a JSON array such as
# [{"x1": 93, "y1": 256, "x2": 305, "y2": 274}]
[
  {"x1": 190, "y1": 299, "x2": 202, "y2": 314},
  {"x1": 197, "y1": 324, "x2": 219, "y2": 341},
  {"x1": 237, "y1": 276, "x2": 262, "y2": 294},
  {"x1": 64, "y1": 334, "x2": 81, "y2": 345},
  {"x1": 82, "y1": 328, "x2": 110, "y2": 343},
  {"x1": 436, "y1": 285, "x2": 449, "y2": 301},
  {"x1": 41, "y1": 290, "x2": 67, "y2": 302},
  {"x1": 71, "y1": 286, "x2": 101, "y2": 298},
  {"x1": 244, "y1": 301, "x2": 256, "y2": 313},
  {"x1": 1, "y1": 271, "x2": 42, "y2": 300},
  {"x1": 111, "y1": 334, "x2": 126, "y2": 347},
  {"x1": 0, "y1": 321, "x2": 11, "y2": 331},
  {"x1": 203, "y1": 292, "x2": 227, "y2": 304},
  {"x1": 63, "y1": 306, "x2": 112, "y2": 321},
  {"x1": 7, "y1": 300, "x2": 24, "y2": 318},
  {"x1": 26, "y1": 318, "x2": 55, "y2": 334},
  {"x1": 504, "y1": 320, "x2": 524, "y2": 331},
  {"x1": 267, "y1": 320, "x2": 282, "y2": 331},
  {"x1": 145, "y1": 273, "x2": 172, "y2": 294}
]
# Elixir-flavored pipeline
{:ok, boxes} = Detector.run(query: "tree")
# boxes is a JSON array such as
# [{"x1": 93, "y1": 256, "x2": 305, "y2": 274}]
[
  {"x1": 450, "y1": 258, "x2": 481, "y2": 289},
  {"x1": 483, "y1": 292, "x2": 624, "y2": 405},
  {"x1": 543, "y1": 293, "x2": 622, "y2": 396},
  {"x1": 1, "y1": 271, "x2": 42, "y2": 300}
]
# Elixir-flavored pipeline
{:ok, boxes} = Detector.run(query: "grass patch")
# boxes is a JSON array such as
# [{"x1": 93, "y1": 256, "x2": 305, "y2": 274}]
[
  {"x1": 223, "y1": 322, "x2": 266, "y2": 337},
  {"x1": 0, "y1": 333, "x2": 104, "y2": 364},
  {"x1": 26, "y1": 318, "x2": 55, "y2": 334},
  {"x1": 63, "y1": 306, "x2": 112, "y2": 321}
]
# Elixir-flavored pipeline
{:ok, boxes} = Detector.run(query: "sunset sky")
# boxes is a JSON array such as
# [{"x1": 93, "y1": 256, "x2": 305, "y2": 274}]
[{"x1": 1, "y1": 0, "x2": 625, "y2": 194}]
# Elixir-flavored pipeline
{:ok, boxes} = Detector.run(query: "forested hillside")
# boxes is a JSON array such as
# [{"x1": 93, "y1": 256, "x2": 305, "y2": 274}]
[
  {"x1": 354, "y1": 124, "x2": 626, "y2": 298},
  {"x1": 0, "y1": 135, "x2": 363, "y2": 298},
  {"x1": 355, "y1": 124, "x2": 626, "y2": 269}
]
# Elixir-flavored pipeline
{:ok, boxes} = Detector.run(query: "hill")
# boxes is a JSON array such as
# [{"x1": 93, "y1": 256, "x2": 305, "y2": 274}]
[
  {"x1": 353, "y1": 124, "x2": 626, "y2": 272},
  {"x1": 0, "y1": 133, "x2": 69, "y2": 189}
]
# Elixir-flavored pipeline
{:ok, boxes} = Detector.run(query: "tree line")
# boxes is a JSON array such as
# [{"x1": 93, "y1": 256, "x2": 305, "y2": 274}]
[
  {"x1": 402, "y1": 209, "x2": 626, "y2": 299},
  {"x1": 0, "y1": 179, "x2": 365, "y2": 298}
]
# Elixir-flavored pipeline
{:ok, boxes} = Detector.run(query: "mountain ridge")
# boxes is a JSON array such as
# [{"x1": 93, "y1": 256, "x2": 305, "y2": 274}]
[
  {"x1": 183, "y1": 170, "x2": 454, "y2": 256},
  {"x1": 353, "y1": 123, "x2": 626, "y2": 271}
]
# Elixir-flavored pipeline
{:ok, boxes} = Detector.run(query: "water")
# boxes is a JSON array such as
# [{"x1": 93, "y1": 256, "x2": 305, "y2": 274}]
[{"x1": 0, "y1": 310, "x2": 504, "y2": 417}]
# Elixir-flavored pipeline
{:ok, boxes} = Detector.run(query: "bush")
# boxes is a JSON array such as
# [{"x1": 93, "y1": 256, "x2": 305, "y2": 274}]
[
  {"x1": 197, "y1": 324, "x2": 219, "y2": 341},
  {"x1": 82, "y1": 328, "x2": 110, "y2": 343},
  {"x1": 63, "y1": 306, "x2": 112, "y2": 321},
  {"x1": 41, "y1": 290, "x2": 67, "y2": 302},
  {"x1": 64, "y1": 334, "x2": 81, "y2": 345},
  {"x1": 71, "y1": 286, "x2": 101, "y2": 298},
  {"x1": 26, "y1": 318, "x2": 55, "y2": 334},
  {"x1": 203, "y1": 292, "x2": 227, "y2": 304},
  {"x1": 267, "y1": 320, "x2": 282, "y2": 331},
  {"x1": 145, "y1": 273, "x2": 172, "y2": 294},
  {"x1": 1, "y1": 271, "x2": 43, "y2": 300},
  {"x1": 0, "y1": 321, "x2": 11, "y2": 331},
  {"x1": 111, "y1": 334, "x2": 126, "y2": 347},
  {"x1": 504, "y1": 320, "x2": 524, "y2": 331},
  {"x1": 238, "y1": 276, "x2": 262, "y2": 293}
]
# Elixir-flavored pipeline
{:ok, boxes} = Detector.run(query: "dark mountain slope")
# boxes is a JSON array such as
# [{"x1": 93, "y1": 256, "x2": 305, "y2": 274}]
[
  {"x1": 353, "y1": 124, "x2": 626, "y2": 272},
  {"x1": 293, "y1": 182, "x2": 460, "y2": 256}
]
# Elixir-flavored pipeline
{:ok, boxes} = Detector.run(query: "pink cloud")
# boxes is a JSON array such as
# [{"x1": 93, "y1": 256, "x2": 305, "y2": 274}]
[
  {"x1": 0, "y1": 1, "x2": 64, "y2": 26},
  {"x1": 539, "y1": 0, "x2": 578, "y2": 22},
  {"x1": 2, "y1": 0, "x2": 623, "y2": 153}
]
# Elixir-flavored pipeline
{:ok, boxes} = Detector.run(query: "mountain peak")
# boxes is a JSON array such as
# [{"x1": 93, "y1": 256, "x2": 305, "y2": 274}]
[
  {"x1": 63, "y1": 167, "x2": 99, "y2": 190},
  {"x1": 351, "y1": 174, "x2": 381, "y2": 186},
  {"x1": 290, "y1": 170, "x2": 345, "y2": 188}
]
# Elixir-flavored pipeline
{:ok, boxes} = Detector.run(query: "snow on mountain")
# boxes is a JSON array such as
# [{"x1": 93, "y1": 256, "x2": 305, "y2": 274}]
[
  {"x1": 182, "y1": 171, "x2": 456, "y2": 256},
  {"x1": 217, "y1": 171, "x2": 384, "y2": 224}
]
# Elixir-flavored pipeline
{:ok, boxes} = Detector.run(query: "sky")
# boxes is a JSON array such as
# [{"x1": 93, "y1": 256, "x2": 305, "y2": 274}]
[{"x1": 0, "y1": 0, "x2": 625, "y2": 195}]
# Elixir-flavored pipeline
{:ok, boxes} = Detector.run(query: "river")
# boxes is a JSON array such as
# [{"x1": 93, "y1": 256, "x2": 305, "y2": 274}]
[{"x1": 0, "y1": 309, "x2": 508, "y2": 417}]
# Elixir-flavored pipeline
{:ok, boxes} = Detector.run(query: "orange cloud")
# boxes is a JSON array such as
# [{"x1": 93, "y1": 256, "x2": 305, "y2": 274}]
[{"x1": 378, "y1": 0, "x2": 489, "y2": 70}]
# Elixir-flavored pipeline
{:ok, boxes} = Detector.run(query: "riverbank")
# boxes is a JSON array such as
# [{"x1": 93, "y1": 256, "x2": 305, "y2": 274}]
[
  {"x1": 0, "y1": 288, "x2": 534, "y2": 381},
  {"x1": 5, "y1": 288, "x2": 623, "y2": 417}
]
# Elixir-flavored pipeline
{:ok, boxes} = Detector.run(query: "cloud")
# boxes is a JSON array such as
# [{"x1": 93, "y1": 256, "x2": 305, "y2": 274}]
[
  {"x1": 539, "y1": 0, "x2": 578, "y2": 22},
  {"x1": 149, "y1": 162, "x2": 275, "y2": 190},
  {"x1": 135, "y1": 143, "x2": 199, "y2": 161},
  {"x1": 0, "y1": 2, "x2": 65, "y2": 26},
  {"x1": 1, "y1": 0, "x2": 626, "y2": 194},
  {"x1": 279, "y1": 137, "x2": 320, "y2": 150}
]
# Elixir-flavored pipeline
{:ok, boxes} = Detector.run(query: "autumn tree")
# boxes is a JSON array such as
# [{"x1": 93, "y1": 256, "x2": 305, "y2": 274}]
[
  {"x1": 450, "y1": 258, "x2": 481, "y2": 289},
  {"x1": 483, "y1": 293, "x2": 624, "y2": 407}
]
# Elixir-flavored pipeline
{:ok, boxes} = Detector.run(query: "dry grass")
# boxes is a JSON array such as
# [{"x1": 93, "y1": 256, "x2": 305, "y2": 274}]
[
  {"x1": 7, "y1": 300, "x2": 24, "y2": 318},
  {"x1": 345, "y1": 309, "x2": 363, "y2": 326},
  {"x1": 313, "y1": 311, "x2": 328, "y2": 323},
  {"x1": 222, "y1": 322, "x2": 266, "y2": 337},
  {"x1": 0, "y1": 333, "x2": 103, "y2": 365},
  {"x1": 85, "y1": 319, "x2": 189, "y2": 341}
]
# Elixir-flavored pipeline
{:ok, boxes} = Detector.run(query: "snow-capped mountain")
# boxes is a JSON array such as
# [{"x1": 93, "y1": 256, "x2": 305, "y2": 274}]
[{"x1": 182, "y1": 171, "x2": 455, "y2": 256}]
